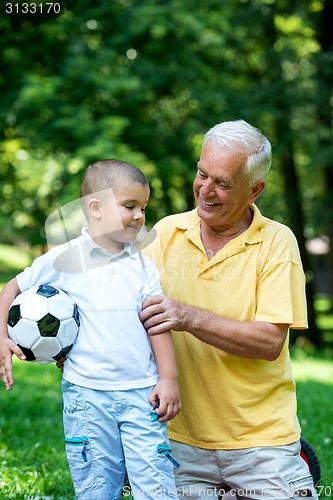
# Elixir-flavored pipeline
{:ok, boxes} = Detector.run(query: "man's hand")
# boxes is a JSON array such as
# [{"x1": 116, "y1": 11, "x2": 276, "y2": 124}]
[
  {"x1": 0, "y1": 338, "x2": 26, "y2": 390},
  {"x1": 140, "y1": 295, "x2": 186, "y2": 335}
]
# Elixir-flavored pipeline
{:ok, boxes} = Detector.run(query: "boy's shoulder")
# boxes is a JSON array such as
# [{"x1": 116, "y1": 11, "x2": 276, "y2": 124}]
[{"x1": 50, "y1": 234, "x2": 89, "y2": 273}]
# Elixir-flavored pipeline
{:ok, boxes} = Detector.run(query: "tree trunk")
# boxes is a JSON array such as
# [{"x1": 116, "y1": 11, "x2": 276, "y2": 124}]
[
  {"x1": 278, "y1": 140, "x2": 321, "y2": 347},
  {"x1": 260, "y1": 3, "x2": 321, "y2": 346},
  {"x1": 315, "y1": 0, "x2": 333, "y2": 306}
]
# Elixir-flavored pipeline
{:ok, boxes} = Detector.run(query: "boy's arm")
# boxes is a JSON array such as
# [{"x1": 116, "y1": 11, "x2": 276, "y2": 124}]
[
  {"x1": 0, "y1": 278, "x2": 26, "y2": 390},
  {"x1": 148, "y1": 331, "x2": 181, "y2": 422}
]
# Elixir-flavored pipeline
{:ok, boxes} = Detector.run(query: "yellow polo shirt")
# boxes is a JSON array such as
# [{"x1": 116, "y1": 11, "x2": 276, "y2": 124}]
[{"x1": 143, "y1": 205, "x2": 307, "y2": 449}]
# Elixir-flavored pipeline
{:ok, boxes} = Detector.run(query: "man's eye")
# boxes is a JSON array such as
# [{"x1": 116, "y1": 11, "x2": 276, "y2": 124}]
[{"x1": 217, "y1": 182, "x2": 230, "y2": 190}]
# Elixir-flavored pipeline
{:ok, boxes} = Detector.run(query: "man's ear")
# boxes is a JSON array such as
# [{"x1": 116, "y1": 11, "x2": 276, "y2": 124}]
[
  {"x1": 249, "y1": 179, "x2": 266, "y2": 204},
  {"x1": 87, "y1": 197, "x2": 102, "y2": 219}
]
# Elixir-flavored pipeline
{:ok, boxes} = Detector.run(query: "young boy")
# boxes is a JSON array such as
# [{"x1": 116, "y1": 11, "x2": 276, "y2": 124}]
[{"x1": 0, "y1": 160, "x2": 181, "y2": 499}]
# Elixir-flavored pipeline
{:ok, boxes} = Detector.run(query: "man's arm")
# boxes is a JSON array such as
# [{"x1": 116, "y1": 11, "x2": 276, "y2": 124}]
[
  {"x1": 148, "y1": 330, "x2": 181, "y2": 422},
  {"x1": 140, "y1": 295, "x2": 289, "y2": 361},
  {"x1": 0, "y1": 278, "x2": 26, "y2": 390}
]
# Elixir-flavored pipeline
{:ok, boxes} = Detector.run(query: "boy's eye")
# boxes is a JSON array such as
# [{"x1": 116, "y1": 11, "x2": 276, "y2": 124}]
[{"x1": 124, "y1": 205, "x2": 147, "y2": 213}]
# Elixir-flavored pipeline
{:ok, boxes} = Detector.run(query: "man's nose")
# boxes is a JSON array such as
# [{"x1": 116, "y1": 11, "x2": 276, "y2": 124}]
[{"x1": 200, "y1": 178, "x2": 216, "y2": 197}]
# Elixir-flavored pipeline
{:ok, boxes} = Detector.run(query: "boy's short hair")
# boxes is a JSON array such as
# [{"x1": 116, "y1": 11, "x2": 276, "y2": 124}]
[{"x1": 80, "y1": 159, "x2": 148, "y2": 198}]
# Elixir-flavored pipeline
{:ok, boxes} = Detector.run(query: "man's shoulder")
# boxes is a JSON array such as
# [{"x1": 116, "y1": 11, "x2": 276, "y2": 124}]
[
  {"x1": 154, "y1": 209, "x2": 198, "y2": 231},
  {"x1": 253, "y1": 205, "x2": 297, "y2": 242},
  {"x1": 259, "y1": 215, "x2": 301, "y2": 262},
  {"x1": 141, "y1": 210, "x2": 197, "y2": 261},
  {"x1": 262, "y1": 216, "x2": 297, "y2": 242}
]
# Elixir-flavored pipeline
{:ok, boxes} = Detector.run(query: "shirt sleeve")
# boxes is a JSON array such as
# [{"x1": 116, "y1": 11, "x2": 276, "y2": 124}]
[
  {"x1": 255, "y1": 261, "x2": 308, "y2": 328},
  {"x1": 255, "y1": 226, "x2": 308, "y2": 329},
  {"x1": 140, "y1": 254, "x2": 163, "y2": 299},
  {"x1": 16, "y1": 249, "x2": 59, "y2": 293}
]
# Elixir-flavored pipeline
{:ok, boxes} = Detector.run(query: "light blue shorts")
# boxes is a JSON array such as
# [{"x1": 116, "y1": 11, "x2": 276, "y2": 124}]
[
  {"x1": 171, "y1": 440, "x2": 318, "y2": 499},
  {"x1": 62, "y1": 380, "x2": 178, "y2": 499}
]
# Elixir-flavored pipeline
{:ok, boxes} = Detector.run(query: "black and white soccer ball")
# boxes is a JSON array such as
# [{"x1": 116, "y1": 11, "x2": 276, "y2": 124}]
[{"x1": 7, "y1": 284, "x2": 80, "y2": 364}]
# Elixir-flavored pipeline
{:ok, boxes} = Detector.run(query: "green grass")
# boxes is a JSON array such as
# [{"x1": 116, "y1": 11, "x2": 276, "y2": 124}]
[
  {"x1": 1, "y1": 244, "x2": 333, "y2": 498},
  {"x1": 0, "y1": 354, "x2": 332, "y2": 498},
  {"x1": 0, "y1": 360, "x2": 74, "y2": 499},
  {"x1": 291, "y1": 350, "x2": 333, "y2": 495},
  {"x1": 0, "y1": 244, "x2": 33, "y2": 271},
  {"x1": 0, "y1": 243, "x2": 34, "y2": 289}
]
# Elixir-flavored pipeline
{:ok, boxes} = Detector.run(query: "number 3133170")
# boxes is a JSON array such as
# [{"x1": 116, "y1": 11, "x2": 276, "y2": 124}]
[{"x1": 5, "y1": 3, "x2": 61, "y2": 14}]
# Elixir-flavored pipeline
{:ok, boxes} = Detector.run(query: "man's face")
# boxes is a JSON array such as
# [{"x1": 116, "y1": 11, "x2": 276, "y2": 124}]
[{"x1": 193, "y1": 140, "x2": 258, "y2": 232}]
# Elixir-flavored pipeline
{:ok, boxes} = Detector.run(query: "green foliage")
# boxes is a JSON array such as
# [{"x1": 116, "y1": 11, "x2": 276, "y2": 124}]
[
  {"x1": 0, "y1": 354, "x2": 332, "y2": 498},
  {"x1": 1, "y1": 2, "x2": 333, "y2": 342},
  {"x1": 0, "y1": 244, "x2": 34, "y2": 289},
  {"x1": 1, "y1": 0, "x2": 332, "y2": 242}
]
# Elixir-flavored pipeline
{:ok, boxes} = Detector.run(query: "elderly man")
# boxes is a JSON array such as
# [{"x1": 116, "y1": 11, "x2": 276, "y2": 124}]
[{"x1": 140, "y1": 119, "x2": 317, "y2": 499}]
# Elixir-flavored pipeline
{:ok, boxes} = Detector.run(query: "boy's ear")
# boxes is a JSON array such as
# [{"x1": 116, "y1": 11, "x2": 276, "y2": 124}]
[{"x1": 87, "y1": 197, "x2": 102, "y2": 219}]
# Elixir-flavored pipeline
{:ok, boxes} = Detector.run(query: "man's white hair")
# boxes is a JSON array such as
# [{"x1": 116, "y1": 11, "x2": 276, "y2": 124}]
[{"x1": 202, "y1": 119, "x2": 272, "y2": 183}]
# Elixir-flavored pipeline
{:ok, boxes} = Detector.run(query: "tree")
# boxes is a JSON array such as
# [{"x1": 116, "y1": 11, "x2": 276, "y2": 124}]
[
  {"x1": 311, "y1": 0, "x2": 333, "y2": 304},
  {"x1": 1, "y1": 0, "x2": 331, "y2": 345}
]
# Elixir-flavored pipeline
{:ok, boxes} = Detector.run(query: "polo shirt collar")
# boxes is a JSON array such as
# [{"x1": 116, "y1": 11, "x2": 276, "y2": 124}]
[
  {"x1": 176, "y1": 204, "x2": 266, "y2": 246},
  {"x1": 80, "y1": 227, "x2": 138, "y2": 259},
  {"x1": 243, "y1": 204, "x2": 266, "y2": 245}
]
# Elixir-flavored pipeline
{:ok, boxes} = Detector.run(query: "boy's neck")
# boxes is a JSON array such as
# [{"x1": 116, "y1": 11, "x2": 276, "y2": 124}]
[{"x1": 87, "y1": 230, "x2": 125, "y2": 255}]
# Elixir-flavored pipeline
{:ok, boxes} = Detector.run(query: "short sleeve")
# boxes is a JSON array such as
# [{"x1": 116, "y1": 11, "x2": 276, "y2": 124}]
[
  {"x1": 140, "y1": 254, "x2": 163, "y2": 299},
  {"x1": 254, "y1": 223, "x2": 308, "y2": 329},
  {"x1": 255, "y1": 260, "x2": 308, "y2": 329},
  {"x1": 16, "y1": 250, "x2": 58, "y2": 293}
]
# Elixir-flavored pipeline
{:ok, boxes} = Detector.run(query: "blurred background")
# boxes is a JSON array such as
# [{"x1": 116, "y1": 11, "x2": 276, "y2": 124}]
[
  {"x1": 2, "y1": 0, "x2": 333, "y2": 348},
  {"x1": 1, "y1": 1, "x2": 333, "y2": 497}
]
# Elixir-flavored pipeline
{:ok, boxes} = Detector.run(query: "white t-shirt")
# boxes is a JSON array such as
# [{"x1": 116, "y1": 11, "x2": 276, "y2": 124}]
[{"x1": 16, "y1": 228, "x2": 160, "y2": 390}]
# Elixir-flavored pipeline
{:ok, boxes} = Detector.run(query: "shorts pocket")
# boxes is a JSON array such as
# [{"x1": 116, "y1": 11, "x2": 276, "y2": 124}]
[
  {"x1": 157, "y1": 444, "x2": 180, "y2": 468},
  {"x1": 65, "y1": 436, "x2": 89, "y2": 462},
  {"x1": 65, "y1": 435, "x2": 105, "y2": 495},
  {"x1": 288, "y1": 475, "x2": 317, "y2": 498}
]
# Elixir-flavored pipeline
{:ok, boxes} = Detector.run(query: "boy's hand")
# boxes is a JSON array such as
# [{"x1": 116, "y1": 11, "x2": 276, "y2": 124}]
[
  {"x1": 56, "y1": 355, "x2": 66, "y2": 372},
  {"x1": 0, "y1": 337, "x2": 26, "y2": 390},
  {"x1": 148, "y1": 379, "x2": 181, "y2": 422}
]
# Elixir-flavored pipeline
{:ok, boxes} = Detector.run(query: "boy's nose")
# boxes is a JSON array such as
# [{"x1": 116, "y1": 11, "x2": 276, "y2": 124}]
[{"x1": 133, "y1": 210, "x2": 144, "y2": 220}]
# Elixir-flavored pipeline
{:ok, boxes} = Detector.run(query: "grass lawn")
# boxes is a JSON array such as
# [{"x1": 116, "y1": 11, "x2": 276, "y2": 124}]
[
  {"x1": 0, "y1": 245, "x2": 75, "y2": 499},
  {"x1": 0, "y1": 361, "x2": 73, "y2": 499},
  {"x1": 0, "y1": 243, "x2": 333, "y2": 498},
  {"x1": 291, "y1": 350, "x2": 333, "y2": 496},
  {"x1": 0, "y1": 244, "x2": 33, "y2": 287},
  {"x1": 0, "y1": 353, "x2": 332, "y2": 499}
]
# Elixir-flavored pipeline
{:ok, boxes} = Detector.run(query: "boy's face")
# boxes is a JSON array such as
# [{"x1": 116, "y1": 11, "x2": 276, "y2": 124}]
[{"x1": 89, "y1": 182, "x2": 149, "y2": 250}]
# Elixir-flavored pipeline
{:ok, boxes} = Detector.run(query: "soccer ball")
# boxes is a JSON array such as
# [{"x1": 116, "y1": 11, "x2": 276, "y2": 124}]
[{"x1": 7, "y1": 284, "x2": 80, "y2": 364}]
